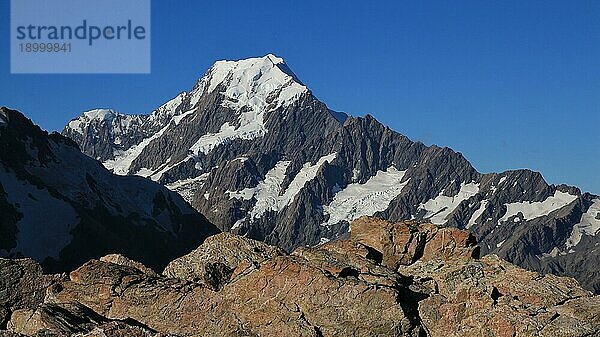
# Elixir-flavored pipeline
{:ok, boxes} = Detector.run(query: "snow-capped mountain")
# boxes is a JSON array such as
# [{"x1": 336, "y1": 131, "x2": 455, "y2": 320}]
[
  {"x1": 63, "y1": 54, "x2": 600, "y2": 293},
  {"x1": 0, "y1": 107, "x2": 219, "y2": 272}
]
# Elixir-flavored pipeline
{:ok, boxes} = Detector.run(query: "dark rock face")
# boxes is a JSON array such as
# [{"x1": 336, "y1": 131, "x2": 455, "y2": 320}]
[
  {"x1": 0, "y1": 107, "x2": 219, "y2": 273},
  {"x1": 1, "y1": 217, "x2": 598, "y2": 337},
  {"x1": 62, "y1": 54, "x2": 600, "y2": 293},
  {"x1": 0, "y1": 259, "x2": 64, "y2": 329}
]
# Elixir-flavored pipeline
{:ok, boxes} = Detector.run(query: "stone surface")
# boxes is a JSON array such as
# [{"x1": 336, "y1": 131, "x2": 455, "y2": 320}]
[
  {"x1": 99, "y1": 254, "x2": 158, "y2": 277},
  {"x1": 348, "y1": 217, "x2": 479, "y2": 270},
  {"x1": 7, "y1": 303, "x2": 168, "y2": 337},
  {"x1": 0, "y1": 259, "x2": 64, "y2": 328},
  {"x1": 163, "y1": 232, "x2": 285, "y2": 289},
  {"x1": 400, "y1": 254, "x2": 599, "y2": 337},
  {"x1": 2, "y1": 217, "x2": 599, "y2": 336}
]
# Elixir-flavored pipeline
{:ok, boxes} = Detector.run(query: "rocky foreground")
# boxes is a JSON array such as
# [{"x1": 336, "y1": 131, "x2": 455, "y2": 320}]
[{"x1": 1, "y1": 217, "x2": 599, "y2": 337}]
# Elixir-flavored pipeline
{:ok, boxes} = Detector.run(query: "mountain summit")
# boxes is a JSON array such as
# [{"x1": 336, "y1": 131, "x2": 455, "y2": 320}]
[{"x1": 63, "y1": 55, "x2": 600, "y2": 293}]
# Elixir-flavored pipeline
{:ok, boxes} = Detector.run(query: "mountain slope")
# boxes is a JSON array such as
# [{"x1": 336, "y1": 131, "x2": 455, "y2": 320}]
[
  {"x1": 0, "y1": 107, "x2": 219, "y2": 272},
  {"x1": 63, "y1": 54, "x2": 600, "y2": 293}
]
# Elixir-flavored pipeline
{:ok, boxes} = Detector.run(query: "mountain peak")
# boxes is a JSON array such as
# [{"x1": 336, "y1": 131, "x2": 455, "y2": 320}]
[
  {"x1": 65, "y1": 109, "x2": 119, "y2": 135},
  {"x1": 82, "y1": 108, "x2": 118, "y2": 120},
  {"x1": 203, "y1": 54, "x2": 307, "y2": 99},
  {"x1": 264, "y1": 53, "x2": 285, "y2": 65},
  {"x1": 0, "y1": 108, "x2": 8, "y2": 126}
]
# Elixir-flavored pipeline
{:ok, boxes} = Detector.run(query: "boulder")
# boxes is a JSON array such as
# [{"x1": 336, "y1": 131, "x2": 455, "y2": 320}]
[
  {"x1": 0, "y1": 259, "x2": 64, "y2": 328},
  {"x1": 162, "y1": 232, "x2": 285, "y2": 290}
]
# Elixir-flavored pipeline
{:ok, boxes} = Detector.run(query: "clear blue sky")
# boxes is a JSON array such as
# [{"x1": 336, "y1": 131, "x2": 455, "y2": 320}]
[{"x1": 1, "y1": 1, "x2": 598, "y2": 194}]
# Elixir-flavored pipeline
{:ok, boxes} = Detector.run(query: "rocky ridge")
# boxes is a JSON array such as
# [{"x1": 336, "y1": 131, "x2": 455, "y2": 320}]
[
  {"x1": 0, "y1": 107, "x2": 219, "y2": 273},
  {"x1": 1, "y1": 217, "x2": 598, "y2": 337}
]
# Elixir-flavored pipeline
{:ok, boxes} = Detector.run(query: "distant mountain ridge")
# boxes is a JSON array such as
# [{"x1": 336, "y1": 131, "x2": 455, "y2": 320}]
[
  {"x1": 0, "y1": 107, "x2": 219, "y2": 272},
  {"x1": 63, "y1": 54, "x2": 600, "y2": 293}
]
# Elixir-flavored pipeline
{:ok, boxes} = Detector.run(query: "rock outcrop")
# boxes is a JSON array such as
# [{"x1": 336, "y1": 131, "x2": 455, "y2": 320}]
[
  {"x1": 1, "y1": 217, "x2": 598, "y2": 336},
  {"x1": 0, "y1": 259, "x2": 64, "y2": 328},
  {"x1": 163, "y1": 233, "x2": 285, "y2": 290}
]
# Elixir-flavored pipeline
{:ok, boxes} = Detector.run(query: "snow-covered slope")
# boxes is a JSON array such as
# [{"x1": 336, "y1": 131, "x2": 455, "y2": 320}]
[
  {"x1": 0, "y1": 107, "x2": 219, "y2": 272},
  {"x1": 63, "y1": 54, "x2": 600, "y2": 293}
]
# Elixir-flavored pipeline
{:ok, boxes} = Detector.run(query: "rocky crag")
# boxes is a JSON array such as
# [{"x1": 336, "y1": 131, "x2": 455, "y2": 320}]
[{"x1": 2, "y1": 217, "x2": 598, "y2": 337}]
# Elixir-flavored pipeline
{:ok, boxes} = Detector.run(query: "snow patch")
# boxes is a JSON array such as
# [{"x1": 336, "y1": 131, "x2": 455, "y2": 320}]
[
  {"x1": 104, "y1": 109, "x2": 195, "y2": 176},
  {"x1": 227, "y1": 160, "x2": 291, "y2": 217},
  {"x1": 319, "y1": 237, "x2": 331, "y2": 245},
  {"x1": 228, "y1": 153, "x2": 336, "y2": 220},
  {"x1": 566, "y1": 198, "x2": 600, "y2": 249},
  {"x1": 419, "y1": 182, "x2": 480, "y2": 225},
  {"x1": 499, "y1": 191, "x2": 578, "y2": 223},
  {"x1": 231, "y1": 218, "x2": 245, "y2": 230},
  {"x1": 165, "y1": 173, "x2": 210, "y2": 204},
  {"x1": 352, "y1": 168, "x2": 360, "y2": 182},
  {"x1": 322, "y1": 166, "x2": 409, "y2": 227},
  {"x1": 66, "y1": 109, "x2": 118, "y2": 135},
  {"x1": 233, "y1": 156, "x2": 248, "y2": 163},
  {"x1": 150, "y1": 93, "x2": 187, "y2": 123},
  {"x1": 466, "y1": 200, "x2": 488, "y2": 229},
  {"x1": 542, "y1": 247, "x2": 563, "y2": 258},
  {"x1": 190, "y1": 123, "x2": 242, "y2": 155},
  {"x1": 279, "y1": 153, "x2": 336, "y2": 206},
  {"x1": 0, "y1": 110, "x2": 8, "y2": 125}
]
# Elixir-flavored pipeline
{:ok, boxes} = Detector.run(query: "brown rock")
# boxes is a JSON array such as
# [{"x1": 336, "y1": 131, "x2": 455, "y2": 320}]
[
  {"x1": 7, "y1": 302, "x2": 168, "y2": 337},
  {"x1": 0, "y1": 259, "x2": 64, "y2": 328},
  {"x1": 3, "y1": 217, "x2": 599, "y2": 337},
  {"x1": 400, "y1": 254, "x2": 600, "y2": 337},
  {"x1": 46, "y1": 255, "x2": 411, "y2": 336},
  {"x1": 348, "y1": 217, "x2": 478, "y2": 271},
  {"x1": 7, "y1": 303, "x2": 108, "y2": 335},
  {"x1": 99, "y1": 254, "x2": 158, "y2": 277},
  {"x1": 73, "y1": 321, "x2": 176, "y2": 337},
  {"x1": 419, "y1": 225, "x2": 479, "y2": 262},
  {"x1": 162, "y1": 232, "x2": 285, "y2": 290}
]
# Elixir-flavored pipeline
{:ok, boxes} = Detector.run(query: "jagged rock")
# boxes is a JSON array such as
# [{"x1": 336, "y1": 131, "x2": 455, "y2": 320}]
[
  {"x1": 73, "y1": 322, "x2": 176, "y2": 337},
  {"x1": 7, "y1": 302, "x2": 168, "y2": 337},
  {"x1": 99, "y1": 254, "x2": 158, "y2": 277},
  {"x1": 348, "y1": 217, "x2": 479, "y2": 270},
  {"x1": 46, "y1": 255, "x2": 411, "y2": 336},
  {"x1": 163, "y1": 232, "x2": 285, "y2": 289},
  {"x1": 8, "y1": 303, "x2": 108, "y2": 335},
  {"x1": 4, "y1": 217, "x2": 600, "y2": 336},
  {"x1": 400, "y1": 255, "x2": 599, "y2": 337},
  {"x1": 0, "y1": 259, "x2": 64, "y2": 328}
]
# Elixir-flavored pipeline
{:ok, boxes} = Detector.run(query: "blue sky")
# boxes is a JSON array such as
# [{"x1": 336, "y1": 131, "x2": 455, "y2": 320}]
[{"x1": 1, "y1": 1, "x2": 598, "y2": 193}]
